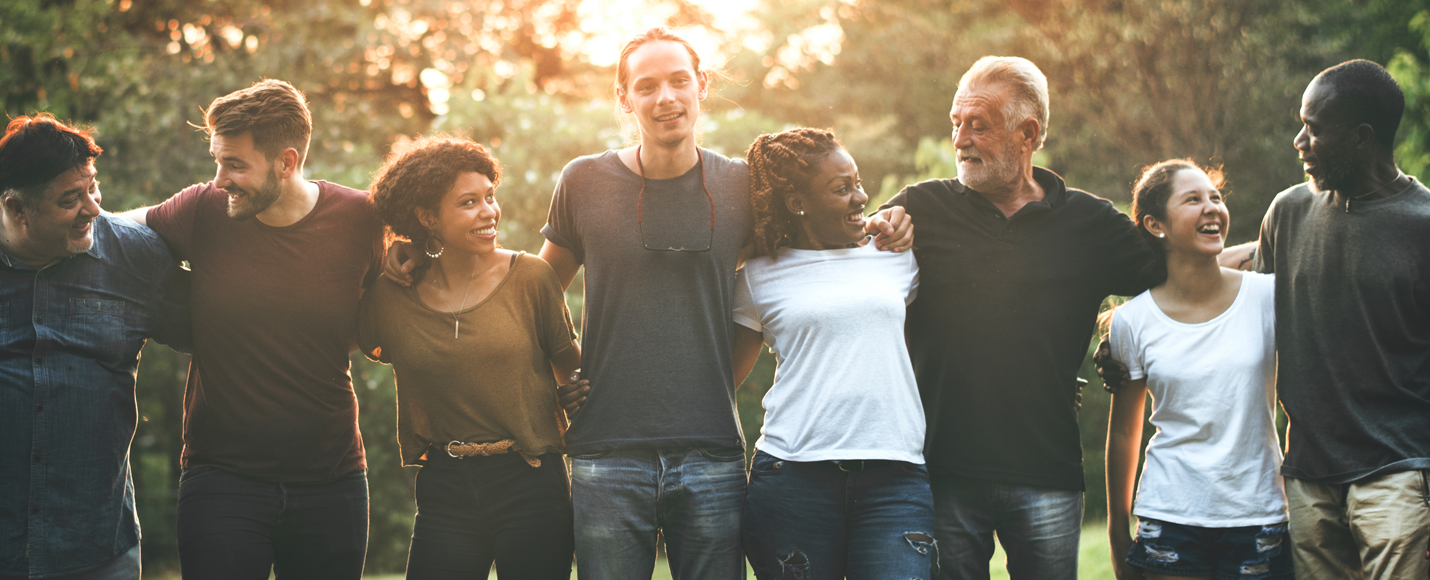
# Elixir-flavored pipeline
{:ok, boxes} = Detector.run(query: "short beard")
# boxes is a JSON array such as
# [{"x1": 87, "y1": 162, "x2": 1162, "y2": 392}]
[
  {"x1": 1308, "y1": 154, "x2": 1361, "y2": 196},
  {"x1": 958, "y1": 138, "x2": 1023, "y2": 193},
  {"x1": 227, "y1": 166, "x2": 282, "y2": 220}
]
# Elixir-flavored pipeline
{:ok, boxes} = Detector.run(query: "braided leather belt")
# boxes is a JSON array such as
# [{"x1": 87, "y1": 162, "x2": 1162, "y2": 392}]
[{"x1": 442, "y1": 439, "x2": 541, "y2": 468}]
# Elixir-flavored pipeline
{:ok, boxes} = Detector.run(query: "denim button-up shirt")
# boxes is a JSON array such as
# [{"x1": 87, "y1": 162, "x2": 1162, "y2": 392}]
[{"x1": 0, "y1": 214, "x2": 190, "y2": 578}]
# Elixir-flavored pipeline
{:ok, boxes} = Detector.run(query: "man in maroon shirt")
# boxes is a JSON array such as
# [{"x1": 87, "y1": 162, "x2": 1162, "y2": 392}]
[{"x1": 121, "y1": 80, "x2": 382, "y2": 580}]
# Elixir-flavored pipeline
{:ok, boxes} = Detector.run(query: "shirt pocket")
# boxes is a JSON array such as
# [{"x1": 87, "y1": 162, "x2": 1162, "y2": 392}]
[{"x1": 66, "y1": 298, "x2": 135, "y2": 361}]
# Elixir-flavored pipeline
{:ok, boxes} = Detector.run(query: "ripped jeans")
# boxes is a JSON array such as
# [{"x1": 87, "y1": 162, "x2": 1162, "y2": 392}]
[
  {"x1": 742, "y1": 451, "x2": 938, "y2": 580},
  {"x1": 1126, "y1": 517, "x2": 1294, "y2": 580}
]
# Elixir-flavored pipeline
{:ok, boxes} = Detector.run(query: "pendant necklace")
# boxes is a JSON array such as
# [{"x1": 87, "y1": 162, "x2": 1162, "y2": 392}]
[{"x1": 436, "y1": 257, "x2": 481, "y2": 339}]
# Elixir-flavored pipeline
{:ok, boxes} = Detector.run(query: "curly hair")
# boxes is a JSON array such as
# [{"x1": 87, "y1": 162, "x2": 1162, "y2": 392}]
[
  {"x1": 1130, "y1": 158, "x2": 1226, "y2": 287},
  {"x1": 368, "y1": 135, "x2": 502, "y2": 251},
  {"x1": 744, "y1": 128, "x2": 843, "y2": 258}
]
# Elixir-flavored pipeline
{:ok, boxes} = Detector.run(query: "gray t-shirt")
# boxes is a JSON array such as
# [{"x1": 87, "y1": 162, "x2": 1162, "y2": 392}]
[
  {"x1": 542, "y1": 149, "x2": 752, "y2": 454},
  {"x1": 1255, "y1": 178, "x2": 1430, "y2": 483}
]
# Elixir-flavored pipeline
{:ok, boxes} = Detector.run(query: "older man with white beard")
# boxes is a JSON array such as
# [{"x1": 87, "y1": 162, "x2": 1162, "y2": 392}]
[{"x1": 882, "y1": 56, "x2": 1156, "y2": 579}]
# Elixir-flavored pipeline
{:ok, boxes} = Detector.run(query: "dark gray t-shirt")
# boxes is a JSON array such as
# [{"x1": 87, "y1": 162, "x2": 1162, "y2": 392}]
[
  {"x1": 1255, "y1": 179, "x2": 1430, "y2": 483},
  {"x1": 542, "y1": 149, "x2": 752, "y2": 454}
]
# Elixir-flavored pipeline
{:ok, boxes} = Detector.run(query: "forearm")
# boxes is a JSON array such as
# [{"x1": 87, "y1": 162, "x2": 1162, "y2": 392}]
[
  {"x1": 1218, "y1": 241, "x2": 1257, "y2": 270},
  {"x1": 117, "y1": 207, "x2": 149, "y2": 226},
  {"x1": 550, "y1": 343, "x2": 581, "y2": 384}
]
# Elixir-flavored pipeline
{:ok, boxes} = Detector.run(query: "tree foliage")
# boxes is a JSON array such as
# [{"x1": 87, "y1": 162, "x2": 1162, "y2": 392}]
[{"x1": 6, "y1": 0, "x2": 1428, "y2": 570}]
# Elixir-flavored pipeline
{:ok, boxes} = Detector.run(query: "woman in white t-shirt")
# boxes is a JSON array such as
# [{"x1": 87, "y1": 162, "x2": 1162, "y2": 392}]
[
  {"x1": 731, "y1": 128, "x2": 932, "y2": 579},
  {"x1": 1105, "y1": 160, "x2": 1292, "y2": 580}
]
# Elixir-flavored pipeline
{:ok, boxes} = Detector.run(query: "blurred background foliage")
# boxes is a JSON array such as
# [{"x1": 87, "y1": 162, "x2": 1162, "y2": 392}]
[{"x1": 4, "y1": 0, "x2": 1428, "y2": 573}]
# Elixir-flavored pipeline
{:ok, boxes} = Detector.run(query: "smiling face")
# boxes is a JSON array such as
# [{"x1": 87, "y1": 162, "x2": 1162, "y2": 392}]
[
  {"x1": 1146, "y1": 167, "x2": 1229, "y2": 257},
  {"x1": 950, "y1": 84, "x2": 1025, "y2": 193},
  {"x1": 1295, "y1": 79, "x2": 1361, "y2": 194},
  {"x1": 11, "y1": 161, "x2": 103, "y2": 265},
  {"x1": 210, "y1": 132, "x2": 282, "y2": 220},
  {"x1": 418, "y1": 171, "x2": 500, "y2": 257},
  {"x1": 787, "y1": 148, "x2": 869, "y2": 250},
  {"x1": 618, "y1": 40, "x2": 708, "y2": 149}
]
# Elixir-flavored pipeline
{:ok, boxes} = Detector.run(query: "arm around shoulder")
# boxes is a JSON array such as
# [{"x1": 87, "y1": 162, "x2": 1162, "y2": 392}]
[{"x1": 117, "y1": 207, "x2": 148, "y2": 226}]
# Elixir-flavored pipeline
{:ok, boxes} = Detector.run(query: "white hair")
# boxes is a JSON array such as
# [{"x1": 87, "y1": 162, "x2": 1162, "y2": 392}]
[{"x1": 956, "y1": 56, "x2": 1050, "y2": 150}]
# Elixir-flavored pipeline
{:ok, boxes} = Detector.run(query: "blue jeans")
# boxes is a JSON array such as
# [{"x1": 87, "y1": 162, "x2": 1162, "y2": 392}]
[
  {"x1": 929, "y1": 476, "x2": 1082, "y2": 580},
  {"x1": 406, "y1": 451, "x2": 573, "y2": 579},
  {"x1": 570, "y1": 447, "x2": 746, "y2": 580},
  {"x1": 742, "y1": 451, "x2": 938, "y2": 580},
  {"x1": 177, "y1": 467, "x2": 369, "y2": 580},
  {"x1": 1126, "y1": 518, "x2": 1293, "y2": 580}
]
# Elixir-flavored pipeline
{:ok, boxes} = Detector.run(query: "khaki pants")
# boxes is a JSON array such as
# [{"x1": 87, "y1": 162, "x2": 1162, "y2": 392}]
[{"x1": 1287, "y1": 470, "x2": 1430, "y2": 580}]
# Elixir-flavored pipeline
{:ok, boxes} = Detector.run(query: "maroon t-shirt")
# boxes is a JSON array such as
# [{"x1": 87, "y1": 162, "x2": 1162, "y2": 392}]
[{"x1": 147, "y1": 181, "x2": 383, "y2": 482}]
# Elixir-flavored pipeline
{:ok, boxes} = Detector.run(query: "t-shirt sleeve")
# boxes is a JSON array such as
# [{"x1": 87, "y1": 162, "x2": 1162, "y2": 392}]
[
  {"x1": 144, "y1": 184, "x2": 206, "y2": 262},
  {"x1": 732, "y1": 266, "x2": 762, "y2": 332},
  {"x1": 1253, "y1": 202, "x2": 1275, "y2": 275},
  {"x1": 541, "y1": 168, "x2": 584, "y2": 265},
  {"x1": 535, "y1": 259, "x2": 579, "y2": 362},
  {"x1": 355, "y1": 286, "x2": 387, "y2": 363},
  {"x1": 1109, "y1": 307, "x2": 1145, "y2": 381}
]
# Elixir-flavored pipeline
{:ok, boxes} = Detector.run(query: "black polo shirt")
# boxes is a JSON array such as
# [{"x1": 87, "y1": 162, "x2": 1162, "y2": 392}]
[{"x1": 885, "y1": 167, "x2": 1153, "y2": 490}]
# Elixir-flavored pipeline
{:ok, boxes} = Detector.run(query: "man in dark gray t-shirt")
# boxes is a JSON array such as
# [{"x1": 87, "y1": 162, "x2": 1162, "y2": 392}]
[
  {"x1": 1253, "y1": 59, "x2": 1429, "y2": 580},
  {"x1": 543, "y1": 148, "x2": 752, "y2": 455}
]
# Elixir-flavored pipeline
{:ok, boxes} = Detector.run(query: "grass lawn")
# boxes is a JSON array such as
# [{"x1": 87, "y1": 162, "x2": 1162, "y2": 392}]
[{"x1": 156, "y1": 522, "x2": 1117, "y2": 579}]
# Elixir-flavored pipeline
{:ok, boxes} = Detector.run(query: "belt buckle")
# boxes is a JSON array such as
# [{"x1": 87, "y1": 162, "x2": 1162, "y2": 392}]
[
  {"x1": 445, "y1": 441, "x2": 465, "y2": 459},
  {"x1": 838, "y1": 460, "x2": 864, "y2": 472}
]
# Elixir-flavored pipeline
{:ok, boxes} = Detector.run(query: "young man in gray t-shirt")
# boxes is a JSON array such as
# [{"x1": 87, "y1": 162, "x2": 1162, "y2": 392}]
[{"x1": 537, "y1": 28, "x2": 912, "y2": 579}]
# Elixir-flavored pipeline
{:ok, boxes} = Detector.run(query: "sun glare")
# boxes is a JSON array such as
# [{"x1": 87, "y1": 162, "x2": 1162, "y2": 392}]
[{"x1": 574, "y1": 0, "x2": 762, "y2": 67}]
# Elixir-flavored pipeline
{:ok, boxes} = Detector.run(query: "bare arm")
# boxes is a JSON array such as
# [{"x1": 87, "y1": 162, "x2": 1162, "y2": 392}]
[
  {"x1": 117, "y1": 207, "x2": 148, "y2": 226},
  {"x1": 538, "y1": 240, "x2": 580, "y2": 292},
  {"x1": 1106, "y1": 378, "x2": 1149, "y2": 580},
  {"x1": 732, "y1": 324, "x2": 764, "y2": 388},
  {"x1": 1218, "y1": 241, "x2": 1257, "y2": 271}
]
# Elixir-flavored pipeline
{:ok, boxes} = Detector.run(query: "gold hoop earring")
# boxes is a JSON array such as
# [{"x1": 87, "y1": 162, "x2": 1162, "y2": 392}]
[{"x1": 424, "y1": 236, "x2": 444, "y2": 259}]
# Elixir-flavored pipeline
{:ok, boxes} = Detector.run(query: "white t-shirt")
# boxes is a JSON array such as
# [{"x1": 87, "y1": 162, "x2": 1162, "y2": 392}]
[
  {"x1": 733, "y1": 241, "x2": 923, "y2": 463},
  {"x1": 1110, "y1": 271, "x2": 1286, "y2": 527}
]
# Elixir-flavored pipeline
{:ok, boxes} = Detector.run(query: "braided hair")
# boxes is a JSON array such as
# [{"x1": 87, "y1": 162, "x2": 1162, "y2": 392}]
[{"x1": 745, "y1": 128, "x2": 843, "y2": 258}]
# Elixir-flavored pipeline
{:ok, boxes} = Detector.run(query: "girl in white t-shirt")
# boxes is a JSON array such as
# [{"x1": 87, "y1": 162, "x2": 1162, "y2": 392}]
[
  {"x1": 732, "y1": 128, "x2": 933, "y2": 579},
  {"x1": 1105, "y1": 160, "x2": 1292, "y2": 580}
]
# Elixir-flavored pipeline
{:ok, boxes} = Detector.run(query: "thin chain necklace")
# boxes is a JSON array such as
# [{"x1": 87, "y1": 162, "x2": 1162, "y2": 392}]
[
  {"x1": 433, "y1": 255, "x2": 496, "y2": 339},
  {"x1": 1345, "y1": 171, "x2": 1410, "y2": 212}
]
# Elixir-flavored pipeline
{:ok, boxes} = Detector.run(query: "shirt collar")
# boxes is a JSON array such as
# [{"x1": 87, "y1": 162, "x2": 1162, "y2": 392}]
[{"x1": 955, "y1": 166, "x2": 1070, "y2": 217}]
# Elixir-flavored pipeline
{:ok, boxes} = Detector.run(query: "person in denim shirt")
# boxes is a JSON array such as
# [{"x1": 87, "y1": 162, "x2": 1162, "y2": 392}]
[{"x1": 0, "y1": 115, "x2": 190, "y2": 580}]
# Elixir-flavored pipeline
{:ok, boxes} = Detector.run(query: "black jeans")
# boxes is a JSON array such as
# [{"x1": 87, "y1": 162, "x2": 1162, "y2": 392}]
[
  {"x1": 407, "y1": 451, "x2": 574, "y2": 579},
  {"x1": 176, "y1": 466, "x2": 368, "y2": 580}
]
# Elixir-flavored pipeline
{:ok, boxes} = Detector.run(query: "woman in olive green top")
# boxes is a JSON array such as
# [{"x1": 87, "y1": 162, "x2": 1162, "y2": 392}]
[{"x1": 359, "y1": 136, "x2": 581, "y2": 579}]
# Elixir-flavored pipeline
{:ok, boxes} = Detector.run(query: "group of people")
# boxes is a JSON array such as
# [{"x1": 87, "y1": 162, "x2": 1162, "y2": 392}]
[{"x1": 2, "y1": 24, "x2": 1426, "y2": 580}]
